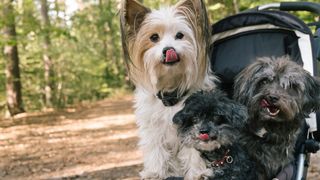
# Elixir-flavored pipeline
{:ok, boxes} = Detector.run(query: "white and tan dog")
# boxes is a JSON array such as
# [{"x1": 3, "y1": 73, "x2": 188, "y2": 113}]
[{"x1": 120, "y1": 0, "x2": 216, "y2": 179}]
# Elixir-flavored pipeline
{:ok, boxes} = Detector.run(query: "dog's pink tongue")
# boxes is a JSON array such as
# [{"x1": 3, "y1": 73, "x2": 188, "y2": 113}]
[
  {"x1": 199, "y1": 133, "x2": 209, "y2": 141},
  {"x1": 260, "y1": 99, "x2": 270, "y2": 108},
  {"x1": 165, "y1": 49, "x2": 179, "y2": 63}
]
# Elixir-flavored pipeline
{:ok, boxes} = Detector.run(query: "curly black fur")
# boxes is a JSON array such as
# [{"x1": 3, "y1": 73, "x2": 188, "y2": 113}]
[
  {"x1": 233, "y1": 56, "x2": 320, "y2": 179},
  {"x1": 173, "y1": 90, "x2": 257, "y2": 180}
]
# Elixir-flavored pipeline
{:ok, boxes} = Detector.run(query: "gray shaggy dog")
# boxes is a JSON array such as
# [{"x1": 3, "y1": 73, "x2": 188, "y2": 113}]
[
  {"x1": 233, "y1": 56, "x2": 320, "y2": 179},
  {"x1": 173, "y1": 90, "x2": 257, "y2": 180}
]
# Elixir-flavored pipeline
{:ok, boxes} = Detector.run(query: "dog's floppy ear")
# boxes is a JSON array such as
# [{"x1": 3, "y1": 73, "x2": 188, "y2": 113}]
[
  {"x1": 173, "y1": 110, "x2": 191, "y2": 126},
  {"x1": 210, "y1": 90, "x2": 248, "y2": 129},
  {"x1": 229, "y1": 103, "x2": 249, "y2": 129},
  {"x1": 233, "y1": 59, "x2": 269, "y2": 105},
  {"x1": 220, "y1": 99, "x2": 248, "y2": 129},
  {"x1": 303, "y1": 75, "x2": 320, "y2": 113},
  {"x1": 173, "y1": 93, "x2": 201, "y2": 126},
  {"x1": 172, "y1": 111, "x2": 183, "y2": 126},
  {"x1": 233, "y1": 67, "x2": 257, "y2": 105}
]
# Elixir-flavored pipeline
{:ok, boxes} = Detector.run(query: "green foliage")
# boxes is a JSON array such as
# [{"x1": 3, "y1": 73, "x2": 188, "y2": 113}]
[{"x1": 0, "y1": 0, "x2": 129, "y2": 112}]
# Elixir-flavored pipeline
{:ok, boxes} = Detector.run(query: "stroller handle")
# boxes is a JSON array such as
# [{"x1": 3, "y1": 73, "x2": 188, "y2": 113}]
[{"x1": 257, "y1": 2, "x2": 320, "y2": 15}]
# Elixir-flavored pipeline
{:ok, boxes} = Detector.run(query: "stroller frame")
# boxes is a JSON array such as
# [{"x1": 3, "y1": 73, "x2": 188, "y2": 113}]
[{"x1": 210, "y1": 2, "x2": 320, "y2": 180}]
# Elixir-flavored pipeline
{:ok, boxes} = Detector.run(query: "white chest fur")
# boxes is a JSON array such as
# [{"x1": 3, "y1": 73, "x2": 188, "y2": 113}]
[{"x1": 134, "y1": 88, "x2": 185, "y2": 178}]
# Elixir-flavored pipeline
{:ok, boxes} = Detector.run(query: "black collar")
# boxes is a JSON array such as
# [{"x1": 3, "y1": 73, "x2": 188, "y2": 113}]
[{"x1": 156, "y1": 89, "x2": 188, "y2": 106}]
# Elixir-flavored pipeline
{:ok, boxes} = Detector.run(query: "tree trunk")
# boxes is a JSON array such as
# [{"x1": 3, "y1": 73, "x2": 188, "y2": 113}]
[
  {"x1": 232, "y1": 0, "x2": 239, "y2": 14},
  {"x1": 2, "y1": 0, "x2": 25, "y2": 116},
  {"x1": 98, "y1": 0, "x2": 108, "y2": 62},
  {"x1": 40, "y1": 0, "x2": 55, "y2": 108}
]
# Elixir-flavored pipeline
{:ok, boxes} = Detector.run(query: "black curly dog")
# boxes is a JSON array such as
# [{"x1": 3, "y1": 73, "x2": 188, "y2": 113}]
[
  {"x1": 173, "y1": 90, "x2": 257, "y2": 180},
  {"x1": 233, "y1": 56, "x2": 320, "y2": 179}
]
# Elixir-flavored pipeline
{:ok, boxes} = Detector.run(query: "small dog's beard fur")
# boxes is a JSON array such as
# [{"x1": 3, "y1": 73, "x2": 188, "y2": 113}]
[
  {"x1": 120, "y1": 0, "x2": 216, "y2": 179},
  {"x1": 173, "y1": 90, "x2": 257, "y2": 180},
  {"x1": 233, "y1": 56, "x2": 320, "y2": 179}
]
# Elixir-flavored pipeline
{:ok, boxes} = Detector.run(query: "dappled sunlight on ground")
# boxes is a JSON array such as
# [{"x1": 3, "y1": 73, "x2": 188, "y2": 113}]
[{"x1": 0, "y1": 96, "x2": 141, "y2": 180}]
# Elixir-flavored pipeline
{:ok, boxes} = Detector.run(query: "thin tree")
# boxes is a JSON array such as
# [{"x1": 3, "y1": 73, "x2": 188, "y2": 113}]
[
  {"x1": 232, "y1": 0, "x2": 239, "y2": 14},
  {"x1": 2, "y1": 0, "x2": 25, "y2": 116},
  {"x1": 40, "y1": 0, "x2": 55, "y2": 108},
  {"x1": 98, "y1": 0, "x2": 108, "y2": 62}
]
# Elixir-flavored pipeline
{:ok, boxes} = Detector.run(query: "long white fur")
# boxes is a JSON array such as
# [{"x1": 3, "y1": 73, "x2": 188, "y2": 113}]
[
  {"x1": 122, "y1": 1, "x2": 216, "y2": 179},
  {"x1": 135, "y1": 89, "x2": 210, "y2": 179}
]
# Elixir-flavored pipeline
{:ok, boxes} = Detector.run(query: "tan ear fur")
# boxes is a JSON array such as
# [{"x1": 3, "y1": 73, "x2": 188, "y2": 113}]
[
  {"x1": 176, "y1": 0, "x2": 210, "y2": 41},
  {"x1": 120, "y1": 0, "x2": 150, "y2": 35},
  {"x1": 120, "y1": 0, "x2": 150, "y2": 66}
]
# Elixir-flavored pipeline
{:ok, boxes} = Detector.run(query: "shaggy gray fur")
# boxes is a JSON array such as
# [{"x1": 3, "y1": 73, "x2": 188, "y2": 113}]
[
  {"x1": 233, "y1": 56, "x2": 320, "y2": 179},
  {"x1": 173, "y1": 90, "x2": 257, "y2": 180}
]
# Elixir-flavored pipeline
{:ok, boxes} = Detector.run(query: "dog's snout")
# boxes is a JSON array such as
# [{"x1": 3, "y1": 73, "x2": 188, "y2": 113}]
[
  {"x1": 267, "y1": 95, "x2": 279, "y2": 103},
  {"x1": 161, "y1": 46, "x2": 179, "y2": 64},
  {"x1": 199, "y1": 129, "x2": 208, "y2": 134}
]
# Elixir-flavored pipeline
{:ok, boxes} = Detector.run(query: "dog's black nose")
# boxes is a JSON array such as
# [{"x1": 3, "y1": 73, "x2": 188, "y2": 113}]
[
  {"x1": 162, "y1": 47, "x2": 174, "y2": 55},
  {"x1": 161, "y1": 47, "x2": 179, "y2": 64},
  {"x1": 267, "y1": 95, "x2": 279, "y2": 103},
  {"x1": 199, "y1": 129, "x2": 209, "y2": 134}
]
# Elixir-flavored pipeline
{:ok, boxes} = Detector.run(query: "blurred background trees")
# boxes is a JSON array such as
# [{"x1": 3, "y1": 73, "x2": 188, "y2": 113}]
[{"x1": 0, "y1": 0, "x2": 319, "y2": 117}]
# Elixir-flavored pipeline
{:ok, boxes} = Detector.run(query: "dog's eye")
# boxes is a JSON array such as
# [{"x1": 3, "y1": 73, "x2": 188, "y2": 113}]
[
  {"x1": 191, "y1": 117, "x2": 198, "y2": 123},
  {"x1": 290, "y1": 83, "x2": 299, "y2": 90},
  {"x1": 175, "y1": 32, "x2": 184, "y2": 40},
  {"x1": 259, "y1": 78, "x2": 270, "y2": 86},
  {"x1": 215, "y1": 117, "x2": 225, "y2": 125},
  {"x1": 150, "y1": 33, "x2": 160, "y2": 43},
  {"x1": 212, "y1": 116, "x2": 226, "y2": 126},
  {"x1": 289, "y1": 83, "x2": 301, "y2": 94}
]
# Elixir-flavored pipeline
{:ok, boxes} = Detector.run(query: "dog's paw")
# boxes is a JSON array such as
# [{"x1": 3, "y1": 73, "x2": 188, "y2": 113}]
[{"x1": 140, "y1": 170, "x2": 162, "y2": 180}]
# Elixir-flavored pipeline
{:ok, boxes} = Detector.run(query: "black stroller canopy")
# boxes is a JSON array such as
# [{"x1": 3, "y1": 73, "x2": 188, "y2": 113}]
[
  {"x1": 210, "y1": 10, "x2": 316, "y2": 97},
  {"x1": 212, "y1": 11, "x2": 312, "y2": 35}
]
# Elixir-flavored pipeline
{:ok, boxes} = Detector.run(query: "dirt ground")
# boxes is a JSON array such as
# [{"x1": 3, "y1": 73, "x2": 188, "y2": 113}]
[{"x1": 0, "y1": 95, "x2": 319, "y2": 180}]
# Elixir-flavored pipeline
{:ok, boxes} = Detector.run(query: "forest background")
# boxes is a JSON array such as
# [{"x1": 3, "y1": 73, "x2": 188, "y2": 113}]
[{"x1": 1, "y1": 0, "x2": 319, "y2": 117}]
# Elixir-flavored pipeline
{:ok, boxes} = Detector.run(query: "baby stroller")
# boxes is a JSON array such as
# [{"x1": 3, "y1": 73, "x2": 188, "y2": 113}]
[{"x1": 210, "y1": 2, "x2": 320, "y2": 180}]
